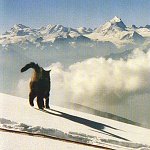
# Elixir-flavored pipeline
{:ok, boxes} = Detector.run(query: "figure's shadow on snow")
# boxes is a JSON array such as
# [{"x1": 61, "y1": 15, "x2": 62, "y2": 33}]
[{"x1": 37, "y1": 108, "x2": 129, "y2": 141}]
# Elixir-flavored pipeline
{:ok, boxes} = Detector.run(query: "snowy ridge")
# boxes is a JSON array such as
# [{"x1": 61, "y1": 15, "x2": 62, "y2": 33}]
[
  {"x1": 0, "y1": 118, "x2": 93, "y2": 144},
  {"x1": 0, "y1": 93, "x2": 150, "y2": 149}
]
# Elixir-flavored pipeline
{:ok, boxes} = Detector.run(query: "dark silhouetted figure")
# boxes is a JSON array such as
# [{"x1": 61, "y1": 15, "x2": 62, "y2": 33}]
[{"x1": 21, "y1": 62, "x2": 51, "y2": 109}]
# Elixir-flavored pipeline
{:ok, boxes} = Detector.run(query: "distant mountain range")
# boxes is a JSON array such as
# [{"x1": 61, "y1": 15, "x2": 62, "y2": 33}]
[
  {"x1": 0, "y1": 16, "x2": 150, "y2": 63},
  {"x1": 0, "y1": 16, "x2": 150, "y2": 53}
]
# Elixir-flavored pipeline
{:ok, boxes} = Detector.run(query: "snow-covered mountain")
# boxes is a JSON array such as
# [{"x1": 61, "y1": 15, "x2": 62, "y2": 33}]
[
  {"x1": 39, "y1": 24, "x2": 83, "y2": 42},
  {"x1": 1, "y1": 93, "x2": 150, "y2": 149},
  {"x1": 86, "y1": 16, "x2": 147, "y2": 47},
  {"x1": 0, "y1": 24, "x2": 89, "y2": 44},
  {"x1": 0, "y1": 24, "x2": 38, "y2": 44},
  {"x1": 95, "y1": 16, "x2": 127, "y2": 34},
  {"x1": 0, "y1": 16, "x2": 150, "y2": 50}
]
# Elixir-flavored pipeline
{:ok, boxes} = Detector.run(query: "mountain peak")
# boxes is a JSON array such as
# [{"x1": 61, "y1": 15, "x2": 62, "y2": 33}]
[
  {"x1": 109, "y1": 16, "x2": 126, "y2": 30},
  {"x1": 131, "y1": 25, "x2": 138, "y2": 29},
  {"x1": 109, "y1": 16, "x2": 126, "y2": 29},
  {"x1": 8, "y1": 24, "x2": 32, "y2": 36},
  {"x1": 43, "y1": 24, "x2": 69, "y2": 33},
  {"x1": 13, "y1": 24, "x2": 29, "y2": 29},
  {"x1": 110, "y1": 16, "x2": 122, "y2": 23},
  {"x1": 95, "y1": 16, "x2": 126, "y2": 33}
]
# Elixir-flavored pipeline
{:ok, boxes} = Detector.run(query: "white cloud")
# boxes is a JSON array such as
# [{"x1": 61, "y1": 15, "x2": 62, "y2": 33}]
[{"x1": 48, "y1": 48, "x2": 150, "y2": 106}]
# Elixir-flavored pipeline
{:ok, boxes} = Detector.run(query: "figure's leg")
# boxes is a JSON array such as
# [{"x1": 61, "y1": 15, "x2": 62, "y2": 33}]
[
  {"x1": 45, "y1": 98, "x2": 50, "y2": 109},
  {"x1": 37, "y1": 95, "x2": 44, "y2": 109},
  {"x1": 29, "y1": 92, "x2": 36, "y2": 107},
  {"x1": 45, "y1": 93, "x2": 50, "y2": 109}
]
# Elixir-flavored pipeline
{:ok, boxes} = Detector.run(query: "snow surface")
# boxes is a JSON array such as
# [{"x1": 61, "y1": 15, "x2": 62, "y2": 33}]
[
  {"x1": 0, "y1": 93, "x2": 150, "y2": 149},
  {"x1": 0, "y1": 132, "x2": 100, "y2": 150}
]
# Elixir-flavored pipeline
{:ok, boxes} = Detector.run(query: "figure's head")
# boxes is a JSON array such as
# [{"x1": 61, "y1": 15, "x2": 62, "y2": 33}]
[{"x1": 42, "y1": 69, "x2": 51, "y2": 79}]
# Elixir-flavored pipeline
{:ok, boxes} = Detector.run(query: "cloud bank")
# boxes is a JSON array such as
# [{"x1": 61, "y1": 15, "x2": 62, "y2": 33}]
[{"x1": 40, "y1": 48, "x2": 149, "y2": 107}]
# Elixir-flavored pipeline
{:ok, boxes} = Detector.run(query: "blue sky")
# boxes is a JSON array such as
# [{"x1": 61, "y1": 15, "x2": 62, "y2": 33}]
[{"x1": 0, "y1": 0, "x2": 150, "y2": 33}]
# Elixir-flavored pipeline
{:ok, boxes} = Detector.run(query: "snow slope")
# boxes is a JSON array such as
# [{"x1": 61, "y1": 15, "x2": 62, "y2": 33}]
[
  {"x1": 0, "y1": 93, "x2": 150, "y2": 149},
  {"x1": 0, "y1": 131, "x2": 100, "y2": 150}
]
